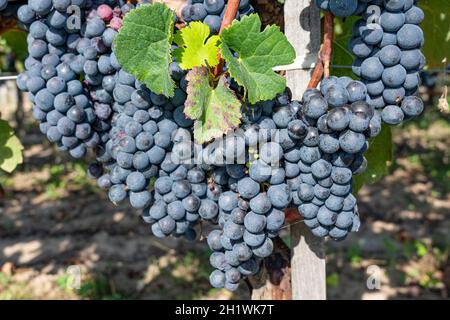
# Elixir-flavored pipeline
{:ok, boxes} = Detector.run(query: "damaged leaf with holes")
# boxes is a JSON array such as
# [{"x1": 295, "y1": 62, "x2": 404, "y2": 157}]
[{"x1": 185, "y1": 66, "x2": 241, "y2": 144}]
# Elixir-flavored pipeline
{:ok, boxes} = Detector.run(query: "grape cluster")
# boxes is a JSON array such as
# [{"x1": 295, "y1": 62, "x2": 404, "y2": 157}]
[
  {"x1": 294, "y1": 78, "x2": 376, "y2": 239},
  {"x1": 15, "y1": 0, "x2": 129, "y2": 158},
  {"x1": 181, "y1": 0, "x2": 255, "y2": 34},
  {"x1": 196, "y1": 98, "x2": 292, "y2": 290},
  {"x1": 77, "y1": 0, "x2": 256, "y2": 220},
  {"x1": 88, "y1": 70, "x2": 380, "y2": 291},
  {"x1": 202, "y1": 76, "x2": 380, "y2": 289},
  {"x1": 79, "y1": 0, "x2": 257, "y2": 219},
  {"x1": 349, "y1": 0, "x2": 425, "y2": 123},
  {"x1": 14, "y1": 0, "x2": 257, "y2": 217}
]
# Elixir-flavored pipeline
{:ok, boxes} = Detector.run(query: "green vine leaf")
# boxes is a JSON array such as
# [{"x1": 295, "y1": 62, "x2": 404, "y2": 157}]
[
  {"x1": 1, "y1": 30, "x2": 28, "y2": 62},
  {"x1": 185, "y1": 67, "x2": 241, "y2": 144},
  {"x1": 353, "y1": 124, "x2": 393, "y2": 193},
  {"x1": 0, "y1": 119, "x2": 24, "y2": 173},
  {"x1": 419, "y1": 0, "x2": 450, "y2": 68},
  {"x1": 219, "y1": 14, "x2": 296, "y2": 104},
  {"x1": 332, "y1": 16, "x2": 359, "y2": 78},
  {"x1": 173, "y1": 22, "x2": 220, "y2": 70},
  {"x1": 114, "y1": 3, "x2": 175, "y2": 97}
]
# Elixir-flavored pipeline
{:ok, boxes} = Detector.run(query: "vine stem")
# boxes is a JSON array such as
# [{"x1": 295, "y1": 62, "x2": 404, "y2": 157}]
[
  {"x1": 212, "y1": 0, "x2": 241, "y2": 79},
  {"x1": 307, "y1": 12, "x2": 334, "y2": 88}
]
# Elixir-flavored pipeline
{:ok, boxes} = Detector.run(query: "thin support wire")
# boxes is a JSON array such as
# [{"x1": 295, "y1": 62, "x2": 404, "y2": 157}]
[
  {"x1": 1, "y1": 67, "x2": 448, "y2": 82},
  {"x1": 0, "y1": 75, "x2": 19, "y2": 81}
]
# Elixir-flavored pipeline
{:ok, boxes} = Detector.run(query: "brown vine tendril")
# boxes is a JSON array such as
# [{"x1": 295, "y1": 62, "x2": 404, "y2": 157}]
[
  {"x1": 212, "y1": 0, "x2": 240, "y2": 79},
  {"x1": 308, "y1": 11, "x2": 334, "y2": 89}
]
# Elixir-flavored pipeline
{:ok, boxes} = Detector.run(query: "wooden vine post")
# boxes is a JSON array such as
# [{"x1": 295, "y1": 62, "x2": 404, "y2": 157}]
[
  {"x1": 250, "y1": 0, "x2": 332, "y2": 300},
  {"x1": 285, "y1": 0, "x2": 326, "y2": 301},
  {"x1": 284, "y1": 0, "x2": 326, "y2": 300}
]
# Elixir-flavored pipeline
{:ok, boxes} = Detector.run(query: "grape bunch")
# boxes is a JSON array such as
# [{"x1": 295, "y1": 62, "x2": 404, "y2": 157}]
[
  {"x1": 14, "y1": 0, "x2": 257, "y2": 214},
  {"x1": 349, "y1": 0, "x2": 425, "y2": 124},
  {"x1": 98, "y1": 73, "x2": 379, "y2": 291},
  {"x1": 197, "y1": 76, "x2": 377, "y2": 290},
  {"x1": 71, "y1": 0, "x2": 256, "y2": 218},
  {"x1": 188, "y1": 98, "x2": 294, "y2": 290},
  {"x1": 15, "y1": 0, "x2": 128, "y2": 158},
  {"x1": 293, "y1": 78, "x2": 376, "y2": 239},
  {"x1": 181, "y1": 0, "x2": 255, "y2": 34}
]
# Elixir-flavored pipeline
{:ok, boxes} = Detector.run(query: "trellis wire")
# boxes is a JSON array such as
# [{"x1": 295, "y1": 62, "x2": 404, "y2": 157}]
[
  {"x1": 0, "y1": 74, "x2": 18, "y2": 80},
  {"x1": 1, "y1": 67, "x2": 448, "y2": 82}
]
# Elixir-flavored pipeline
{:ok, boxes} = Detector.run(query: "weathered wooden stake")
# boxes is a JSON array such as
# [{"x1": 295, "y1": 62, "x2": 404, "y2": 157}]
[
  {"x1": 249, "y1": 237, "x2": 292, "y2": 300},
  {"x1": 284, "y1": 0, "x2": 326, "y2": 300}
]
